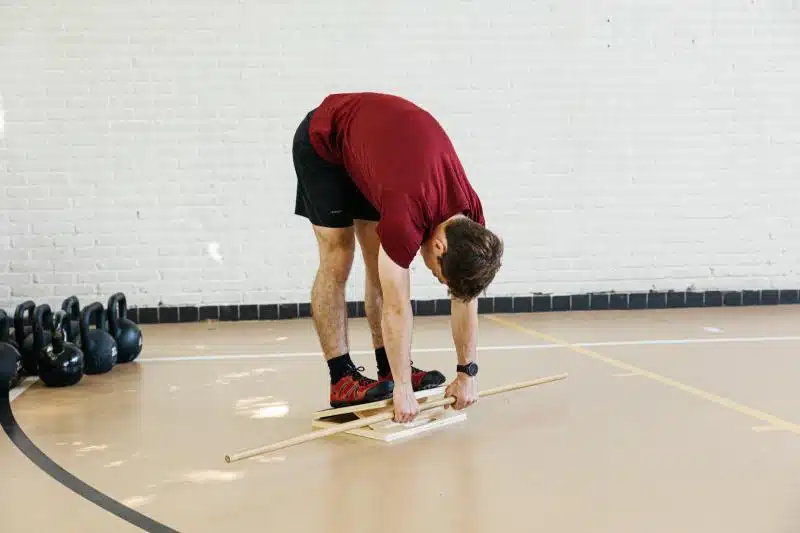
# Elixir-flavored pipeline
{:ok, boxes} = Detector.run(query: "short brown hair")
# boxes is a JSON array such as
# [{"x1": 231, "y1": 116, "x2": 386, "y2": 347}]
[{"x1": 440, "y1": 217, "x2": 504, "y2": 302}]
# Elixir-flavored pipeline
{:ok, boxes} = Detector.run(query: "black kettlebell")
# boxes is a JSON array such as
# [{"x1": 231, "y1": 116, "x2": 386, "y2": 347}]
[
  {"x1": 60, "y1": 295, "x2": 81, "y2": 343},
  {"x1": 36, "y1": 307, "x2": 84, "y2": 388},
  {"x1": 0, "y1": 335, "x2": 17, "y2": 393},
  {"x1": 0, "y1": 310, "x2": 23, "y2": 389},
  {"x1": 79, "y1": 302, "x2": 118, "y2": 374},
  {"x1": 13, "y1": 300, "x2": 36, "y2": 375},
  {"x1": 107, "y1": 292, "x2": 142, "y2": 363}
]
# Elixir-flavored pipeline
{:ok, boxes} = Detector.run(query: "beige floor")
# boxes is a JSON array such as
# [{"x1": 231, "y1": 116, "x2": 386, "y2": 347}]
[{"x1": 2, "y1": 306, "x2": 800, "y2": 533}]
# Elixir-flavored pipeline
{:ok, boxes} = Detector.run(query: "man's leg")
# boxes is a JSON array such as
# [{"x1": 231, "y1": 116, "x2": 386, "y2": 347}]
[
  {"x1": 292, "y1": 108, "x2": 392, "y2": 408},
  {"x1": 310, "y1": 224, "x2": 393, "y2": 407},
  {"x1": 310, "y1": 225, "x2": 355, "y2": 359},
  {"x1": 353, "y1": 220, "x2": 384, "y2": 352},
  {"x1": 354, "y1": 219, "x2": 446, "y2": 391}
]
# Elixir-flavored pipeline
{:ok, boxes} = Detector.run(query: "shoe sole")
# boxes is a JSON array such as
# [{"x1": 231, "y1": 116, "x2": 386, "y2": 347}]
[
  {"x1": 413, "y1": 382, "x2": 444, "y2": 392},
  {"x1": 329, "y1": 395, "x2": 392, "y2": 409}
]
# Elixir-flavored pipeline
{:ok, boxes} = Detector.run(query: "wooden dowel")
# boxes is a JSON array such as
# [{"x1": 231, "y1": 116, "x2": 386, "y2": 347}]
[{"x1": 224, "y1": 372, "x2": 567, "y2": 464}]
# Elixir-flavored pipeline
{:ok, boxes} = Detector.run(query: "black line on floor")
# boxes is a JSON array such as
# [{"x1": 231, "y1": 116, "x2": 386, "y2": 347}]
[{"x1": 0, "y1": 385, "x2": 180, "y2": 533}]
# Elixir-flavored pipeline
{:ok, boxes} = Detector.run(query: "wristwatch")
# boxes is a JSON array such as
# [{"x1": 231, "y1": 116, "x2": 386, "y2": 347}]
[{"x1": 456, "y1": 361, "x2": 478, "y2": 377}]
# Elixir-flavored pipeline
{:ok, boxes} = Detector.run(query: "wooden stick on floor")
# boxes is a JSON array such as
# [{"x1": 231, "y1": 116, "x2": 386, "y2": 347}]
[{"x1": 224, "y1": 372, "x2": 568, "y2": 464}]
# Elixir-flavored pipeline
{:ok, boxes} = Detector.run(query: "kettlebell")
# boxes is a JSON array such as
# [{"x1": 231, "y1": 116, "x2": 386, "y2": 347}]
[
  {"x1": 79, "y1": 302, "x2": 118, "y2": 374},
  {"x1": 13, "y1": 300, "x2": 36, "y2": 375},
  {"x1": 60, "y1": 296, "x2": 81, "y2": 343},
  {"x1": 0, "y1": 310, "x2": 23, "y2": 389},
  {"x1": 107, "y1": 292, "x2": 143, "y2": 363},
  {"x1": 0, "y1": 337, "x2": 17, "y2": 393},
  {"x1": 36, "y1": 307, "x2": 84, "y2": 388}
]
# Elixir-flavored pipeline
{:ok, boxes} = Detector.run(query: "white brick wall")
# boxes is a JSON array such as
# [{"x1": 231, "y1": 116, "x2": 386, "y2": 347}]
[{"x1": 1, "y1": 0, "x2": 798, "y2": 310}]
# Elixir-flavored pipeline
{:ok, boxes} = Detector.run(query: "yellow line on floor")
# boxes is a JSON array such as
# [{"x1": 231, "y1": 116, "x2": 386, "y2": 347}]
[{"x1": 486, "y1": 315, "x2": 800, "y2": 435}]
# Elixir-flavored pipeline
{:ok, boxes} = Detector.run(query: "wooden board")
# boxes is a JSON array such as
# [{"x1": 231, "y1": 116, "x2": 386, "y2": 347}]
[
  {"x1": 310, "y1": 387, "x2": 467, "y2": 442},
  {"x1": 311, "y1": 407, "x2": 466, "y2": 442}
]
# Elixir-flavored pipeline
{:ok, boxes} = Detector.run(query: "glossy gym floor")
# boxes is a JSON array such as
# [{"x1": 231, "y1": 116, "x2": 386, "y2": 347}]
[{"x1": 3, "y1": 305, "x2": 799, "y2": 533}]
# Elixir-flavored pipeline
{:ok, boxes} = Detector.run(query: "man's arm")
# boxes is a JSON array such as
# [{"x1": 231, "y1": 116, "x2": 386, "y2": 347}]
[
  {"x1": 451, "y1": 297, "x2": 478, "y2": 365},
  {"x1": 377, "y1": 245, "x2": 419, "y2": 422},
  {"x1": 377, "y1": 245, "x2": 413, "y2": 383},
  {"x1": 445, "y1": 296, "x2": 479, "y2": 410}
]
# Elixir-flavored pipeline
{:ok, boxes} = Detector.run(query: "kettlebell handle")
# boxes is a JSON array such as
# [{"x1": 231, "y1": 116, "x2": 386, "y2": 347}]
[
  {"x1": 52, "y1": 310, "x2": 70, "y2": 353},
  {"x1": 32, "y1": 303, "x2": 53, "y2": 349},
  {"x1": 107, "y1": 292, "x2": 128, "y2": 337},
  {"x1": 61, "y1": 296, "x2": 81, "y2": 321},
  {"x1": 79, "y1": 302, "x2": 107, "y2": 343},
  {"x1": 13, "y1": 300, "x2": 35, "y2": 347}
]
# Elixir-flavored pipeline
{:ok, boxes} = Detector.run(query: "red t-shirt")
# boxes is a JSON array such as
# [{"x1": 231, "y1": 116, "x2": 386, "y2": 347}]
[{"x1": 308, "y1": 92, "x2": 485, "y2": 268}]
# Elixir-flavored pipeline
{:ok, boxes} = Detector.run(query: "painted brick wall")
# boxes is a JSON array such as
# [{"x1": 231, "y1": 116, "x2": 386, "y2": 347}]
[{"x1": 1, "y1": 0, "x2": 798, "y2": 311}]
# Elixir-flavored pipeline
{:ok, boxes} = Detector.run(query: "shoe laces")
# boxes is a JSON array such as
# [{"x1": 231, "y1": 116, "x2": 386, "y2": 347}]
[{"x1": 344, "y1": 363, "x2": 375, "y2": 385}]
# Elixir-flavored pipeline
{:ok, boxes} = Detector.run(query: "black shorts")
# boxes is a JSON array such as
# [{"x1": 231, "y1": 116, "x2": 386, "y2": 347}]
[{"x1": 292, "y1": 109, "x2": 380, "y2": 228}]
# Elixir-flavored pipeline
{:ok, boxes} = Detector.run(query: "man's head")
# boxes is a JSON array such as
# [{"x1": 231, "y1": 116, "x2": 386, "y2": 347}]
[{"x1": 420, "y1": 215, "x2": 504, "y2": 302}]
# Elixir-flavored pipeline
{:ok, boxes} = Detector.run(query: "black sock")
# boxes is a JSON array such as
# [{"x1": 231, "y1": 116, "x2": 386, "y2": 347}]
[
  {"x1": 327, "y1": 353, "x2": 355, "y2": 384},
  {"x1": 375, "y1": 346, "x2": 391, "y2": 377}
]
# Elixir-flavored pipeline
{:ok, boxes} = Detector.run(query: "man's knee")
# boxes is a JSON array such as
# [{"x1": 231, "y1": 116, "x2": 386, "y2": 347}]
[
  {"x1": 354, "y1": 220, "x2": 379, "y2": 257},
  {"x1": 354, "y1": 220, "x2": 381, "y2": 284},
  {"x1": 313, "y1": 225, "x2": 356, "y2": 283}
]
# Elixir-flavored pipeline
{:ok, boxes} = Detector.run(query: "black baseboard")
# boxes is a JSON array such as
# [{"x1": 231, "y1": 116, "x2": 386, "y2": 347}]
[{"x1": 128, "y1": 289, "x2": 800, "y2": 325}]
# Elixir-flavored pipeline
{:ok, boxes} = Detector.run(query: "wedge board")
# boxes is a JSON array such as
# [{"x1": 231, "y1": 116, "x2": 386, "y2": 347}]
[{"x1": 310, "y1": 386, "x2": 467, "y2": 442}]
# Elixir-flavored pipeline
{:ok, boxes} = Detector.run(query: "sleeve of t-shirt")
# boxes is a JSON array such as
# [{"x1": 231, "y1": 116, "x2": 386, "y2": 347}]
[
  {"x1": 375, "y1": 194, "x2": 427, "y2": 269},
  {"x1": 473, "y1": 200, "x2": 486, "y2": 226}
]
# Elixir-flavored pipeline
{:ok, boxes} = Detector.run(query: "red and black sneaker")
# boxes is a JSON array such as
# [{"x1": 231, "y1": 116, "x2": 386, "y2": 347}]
[
  {"x1": 330, "y1": 364, "x2": 394, "y2": 408},
  {"x1": 379, "y1": 361, "x2": 446, "y2": 392}
]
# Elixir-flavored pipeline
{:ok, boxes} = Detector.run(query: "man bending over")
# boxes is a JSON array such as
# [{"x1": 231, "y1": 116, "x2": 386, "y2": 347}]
[{"x1": 292, "y1": 92, "x2": 503, "y2": 423}]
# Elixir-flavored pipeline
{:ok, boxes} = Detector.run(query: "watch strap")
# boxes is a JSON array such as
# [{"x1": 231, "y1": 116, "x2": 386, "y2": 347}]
[{"x1": 456, "y1": 361, "x2": 478, "y2": 376}]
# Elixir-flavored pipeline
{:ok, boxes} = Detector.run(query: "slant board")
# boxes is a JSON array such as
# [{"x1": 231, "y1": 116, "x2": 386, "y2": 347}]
[{"x1": 310, "y1": 387, "x2": 467, "y2": 442}]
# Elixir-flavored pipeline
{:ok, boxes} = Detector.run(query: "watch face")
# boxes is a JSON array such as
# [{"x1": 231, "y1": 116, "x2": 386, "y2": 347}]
[{"x1": 459, "y1": 362, "x2": 478, "y2": 376}]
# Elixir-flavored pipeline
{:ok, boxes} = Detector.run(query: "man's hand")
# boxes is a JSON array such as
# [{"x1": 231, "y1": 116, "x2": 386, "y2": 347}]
[
  {"x1": 392, "y1": 382, "x2": 420, "y2": 423},
  {"x1": 444, "y1": 372, "x2": 478, "y2": 410}
]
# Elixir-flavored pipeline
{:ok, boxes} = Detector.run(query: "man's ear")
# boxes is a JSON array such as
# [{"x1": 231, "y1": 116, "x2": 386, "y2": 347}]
[{"x1": 433, "y1": 234, "x2": 447, "y2": 255}]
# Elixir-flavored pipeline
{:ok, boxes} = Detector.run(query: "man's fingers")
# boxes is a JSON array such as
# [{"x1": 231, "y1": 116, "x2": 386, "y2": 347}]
[
  {"x1": 452, "y1": 396, "x2": 477, "y2": 410},
  {"x1": 394, "y1": 409, "x2": 419, "y2": 423}
]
